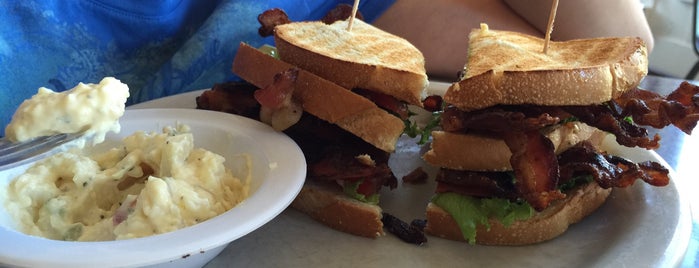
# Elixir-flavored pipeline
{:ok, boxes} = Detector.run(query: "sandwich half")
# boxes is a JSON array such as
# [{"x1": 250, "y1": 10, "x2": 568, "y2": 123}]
[
  {"x1": 197, "y1": 9, "x2": 428, "y2": 238},
  {"x1": 422, "y1": 24, "x2": 697, "y2": 245}
]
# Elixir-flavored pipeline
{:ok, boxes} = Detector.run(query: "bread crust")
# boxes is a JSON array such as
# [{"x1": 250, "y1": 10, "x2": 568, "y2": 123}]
[
  {"x1": 424, "y1": 182, "x2": 612, "y2": 245},
  {"x1": 274, "y1": 19, "x2": 428, "y2": 106},
  {"x1": 423, "y1": 122, "x2": 606, "y2": 171},
  {"x1": 291, "y1": 182, "x2": 384, "y2": 238},
  {"x1": 445, "y1": 25, "x2": 648, "y2": 111},
  {"x1": 232, "y1": 43, "x2": 404, "y2": 152}
]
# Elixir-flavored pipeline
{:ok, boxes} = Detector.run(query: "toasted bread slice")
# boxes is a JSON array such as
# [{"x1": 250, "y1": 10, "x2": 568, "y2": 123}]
[
  {"x1": 425, "y1": 182, "x2": 612, "y2": 245},
  {"x1": 446, "y1": 24, "x2": 648, "y2": 112},
  {"x1": 291, "y1": 181, "x2": 384, "y2": 238},
  {"x1": 423, "y1": 122, "x2": 606, "y2": 171},
  {"x1": 274, "y1": 19, "x2": 428, "y2": 106},
  {"x1": 232, "y1": 43, "x2": 404, "y2": 152}
]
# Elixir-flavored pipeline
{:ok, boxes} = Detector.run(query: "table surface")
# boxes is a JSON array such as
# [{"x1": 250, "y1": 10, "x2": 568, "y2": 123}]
[{"x1": 637, "y1": 75, "x2": 698, "y2": 268}]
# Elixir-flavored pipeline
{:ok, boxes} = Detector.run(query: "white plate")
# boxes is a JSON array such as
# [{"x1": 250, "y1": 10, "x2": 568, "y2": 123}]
[
  {"x1": 135, "y1": 83, "x2": 691, "y2": 268},
  {"x1": 0, "y1": 108, "x2": 306, "y2": 267}
]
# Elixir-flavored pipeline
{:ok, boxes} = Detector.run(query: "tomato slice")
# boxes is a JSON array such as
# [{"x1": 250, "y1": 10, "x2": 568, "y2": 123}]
[{"x1": 356, "y1": 178, "x2": 377, "y2": 196}]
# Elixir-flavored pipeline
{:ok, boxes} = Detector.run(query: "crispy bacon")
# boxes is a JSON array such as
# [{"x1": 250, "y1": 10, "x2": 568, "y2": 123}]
[
  {"x1": 557, "y1": 142, "x2": 617, "y2": 187},
  {"x1": 436, "y1": 89, "x2": 687, "y2": 210},
  {"x1": 557, "y1": 141, "x2": 669, "y2": 188},
  {"x1": 354, "y1": 88, "x2": 410, "y2": 120},
  {"x1": 258, "y1": 5, "x2": 365, "y2": 37},
  {"x1": 422, "y1": 95, "x2": 443, "y2": 112},
  {"x1": 381, "y1": 212, "x2": 427, "y2": 245},
  {"x1": 196, "y1": 82, "x2": 261, "y2": 119},
  {"x1": 441, "y1": 106, "x2": 560, "y2": 133},
  {"x1": 435, "y1": 169, "x2": 516, "y2": 199},
  {"x1": 666, "y1": 82, "x2": 699, "y2": 132},
  {"x1": 402, "y1": 167, "x2": 428, "y2": 184},
  {"x1": 254, "y1": 69, "x2": 303, "y2": 131},
  {"x1": 615, "y1": 88, "x2": 680, "y2": 128},
  {"x1": 306, "y1": 144, "x2": 397, "y2": 196},
  {"x1": 321, "y1": 3, "x2": 364, "y2": 24},
  {"x1": 283, "y1": 112, "x2": 398, "y2": 196},
  {"x1": 668, "y1": 82, "x2": 699, "y2": 107},
  {"x1": 436, "y1": 142, "x2": 670, "y2": 208},
  {"x1": 440, "y1": 106, "x2": 466, "y2": 132},
  {"x1": 566, "y1": 84, "x2": 699, "y2": 149},
  {"x1": 254, "y1": 68, "x2": 298, "y2": 108},
  {"x1": 606, "y1": 157, "x2": 670, "y2": 187},
  {"x1": 502, "y1": 130, "x2": 564, "y2": 211},
  {"x1": 444, "y1": 83, "x2": 699, "y2": 150},
  {"x1": 257, "y1": 8, "x2": 291, "y2": 37},
  {"x1": 440, "y1": 106, "x2": 565, "y2": 210},
  {"x1": 615, "y1": 83, "x2": 699, "y2": 134},
  {"x1": 563, "y1": 104, "x2": 661, "y2": 149},
  {"x1": 309, "y1": 147, "x2": 392, "y2": 182},
  {"x1": 198, "y1": 83, "x2": 398, "y2": 197}
]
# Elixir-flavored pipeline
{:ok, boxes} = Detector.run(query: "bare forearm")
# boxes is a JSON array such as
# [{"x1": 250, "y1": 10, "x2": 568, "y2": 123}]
[
  {"x1": 373, "y1": 0, "x2": 654, "y2": 80},
  {"x1": 504, "y1": 0, "x2": 654, "y2": 52},
  {"x1": 373, "y1": 0, "x2": 541, "y2": 80}
]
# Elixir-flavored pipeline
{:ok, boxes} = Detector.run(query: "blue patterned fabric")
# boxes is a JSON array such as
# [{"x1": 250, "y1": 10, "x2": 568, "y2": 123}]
[{"x1": 0, "y1": 0, "x2": 394, "y2": 134}]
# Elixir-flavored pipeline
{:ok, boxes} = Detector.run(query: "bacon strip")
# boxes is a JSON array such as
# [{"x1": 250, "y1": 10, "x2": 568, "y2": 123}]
[
  {"x1": 196, "y1": 82, "x2": 260, "y2": 119},
  {"x1": 502, "y1": 130, "x2": 564, "y2": 211},
  {"x1": 381, "y1": 212, "x2": 427, "y2": 245},
  {"x1": 283, "y1": 111, "x2": 398, "y2": 196},
  {"x1": 441, "y1": 106, "x2": 560, "y2": 133},
  {"x1": 558, "y1": 141, "x2": 669, "y2": 188},
  {"x1": 254, "y1": 68, "x2": 298, "y2": 109},
  {"x1": 438, "y1": 94, "x2": 681, "y2": 210},
  {"x1": 198, "y1": 83, "x2": 398, "y2": 196},
  {"x1": 563, "y1": 104, "x2": 661, "y2": 149},
  {"x1": 354, "y1": 88, "x2": 410, "y2": 120},
  {"x1": 321, "y1": 3, "x2": 364, "y2": 24},
  {"x1": 435, "y1": 169, "x2": 516, "y2": 199},
  {"x1": 422, "y1": 95, "x2": 444, "y2": 112},
  {"x1": 615, "y1": 83, "x2": 699, "y2": 134},
  {"x1": 568, "y1": 84, "x2": 699, "y2": 149},
  {"x1": 309, "y1": 146, "x2": 392, "y2": 182},
  {"x1": 435, "y1": 142, "x2": 670, "y2": 208},
  {"x1": 439, "y1": 106, "x2": 564, "y2": 210},
  {"x1": 258, "y1": 5, "x2": 366, "y2": 38},
  {"x1": 257, "y1": 8, "x2": 291, "y2": 37},
  {"x1": 306, "y1": 143, "x2": 398, "y2": 196}
]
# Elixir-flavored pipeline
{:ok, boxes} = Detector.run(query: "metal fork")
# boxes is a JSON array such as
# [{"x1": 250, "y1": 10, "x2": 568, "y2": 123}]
[{"x1": 0, "y1": 133, "x2": 83, "y2": 170}]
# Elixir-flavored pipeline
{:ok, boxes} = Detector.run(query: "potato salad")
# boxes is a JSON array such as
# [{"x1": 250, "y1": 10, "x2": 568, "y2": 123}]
[
  {"x1": 3, "y1": 124, "x2": 250, "y2": 241},
  {"x1": 4, "y1": 77, "x2": 129, "y2": 144}
]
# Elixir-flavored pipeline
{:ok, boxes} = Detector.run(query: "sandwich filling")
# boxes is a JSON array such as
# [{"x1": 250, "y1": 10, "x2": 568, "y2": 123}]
[
  {"x1": 429, "y1": 82, "x2": 699, "y2": 243},
  {"x1": 211, "y1": 8, "x2": 431, "y2": 203},
  {"x1": 197, "y1": 81, "x2": 399, "y2": 203}
]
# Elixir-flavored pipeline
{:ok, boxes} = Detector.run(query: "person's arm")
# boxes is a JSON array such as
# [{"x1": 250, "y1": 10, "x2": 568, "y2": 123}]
[
  {"x1": 373, "y1": 0, "x2": 541, "y2": 80},
  {"x1": 374, "y1": 0, "x2": 654, "y2": 80},
  {"x1": 504, "y1": 0, "x2": 654, "y2": 52}
]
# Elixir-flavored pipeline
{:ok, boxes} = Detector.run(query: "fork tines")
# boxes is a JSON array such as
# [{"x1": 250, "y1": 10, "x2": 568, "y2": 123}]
[{"x1": 0, "y1": 133, "x2": 79, "y2": 169}]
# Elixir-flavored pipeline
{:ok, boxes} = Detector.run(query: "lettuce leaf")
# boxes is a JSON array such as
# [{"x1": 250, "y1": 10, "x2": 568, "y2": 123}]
[
  {"x1": 431, "y1": 193, "x2": 534, "y2": 244},
  {"x1": 257, "y1": 44, "x2": 279, "y2": 59},
  {"x1": 558, "y1": 175, "x2": 593, "y2": 192},
  {"x1": 404, "y1": 110, "x2": 442, "y2": 145}
]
